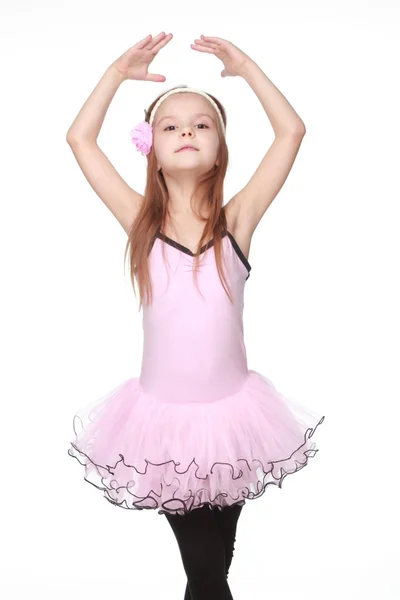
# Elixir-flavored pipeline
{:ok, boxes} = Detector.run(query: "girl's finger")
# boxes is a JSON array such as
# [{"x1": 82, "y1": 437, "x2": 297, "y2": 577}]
[
  {"x1": 146, "y1": 72, "x2": 167, "y2": 82},
  {"x1": 134, "y1": 34, "x2": 153, "y2": 48},
  {"x1": 152, "y1": 33, "x2": 173, "y2": 53},
  {"x1": 135, "y1": 32, "x2": 167, "y2": 51},
  {"x1": 201, "y1": 35, "x2": 223, "y2": 44},
  {"x1": 148, "y1": 31, "x2": 170, "y2": 49},
  {"x1": 193, "y1": 38, "x2": 218, "y2": 48},
  {"x1": 190, "y1": 44, "x2": 215, "y2": 54}
]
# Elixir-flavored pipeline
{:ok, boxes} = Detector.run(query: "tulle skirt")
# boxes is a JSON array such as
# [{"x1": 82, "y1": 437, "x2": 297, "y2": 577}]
[{"x1": 68, "y1": 369, "x2": 325, "y2": 516}]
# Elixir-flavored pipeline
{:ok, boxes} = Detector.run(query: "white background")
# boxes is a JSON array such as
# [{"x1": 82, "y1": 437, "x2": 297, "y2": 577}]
[{"x1": 1, "y1": 1, "x2": 399, "y2": 599}]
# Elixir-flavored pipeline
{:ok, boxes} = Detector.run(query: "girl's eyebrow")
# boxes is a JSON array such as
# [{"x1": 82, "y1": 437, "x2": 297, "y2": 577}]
[{"x1": 157, "y1": 112, "x2": 215, "y2": 126}]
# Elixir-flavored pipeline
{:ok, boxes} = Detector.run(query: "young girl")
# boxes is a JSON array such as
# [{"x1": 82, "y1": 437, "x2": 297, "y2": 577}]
[{"x1": 66, "y1": 32, "x2": 325, "y2": 600}]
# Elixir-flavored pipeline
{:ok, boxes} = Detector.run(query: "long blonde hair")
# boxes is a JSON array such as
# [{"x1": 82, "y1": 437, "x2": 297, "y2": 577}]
[{"x1": 124, "y1": 85, "x2": 233, "y2": 310}]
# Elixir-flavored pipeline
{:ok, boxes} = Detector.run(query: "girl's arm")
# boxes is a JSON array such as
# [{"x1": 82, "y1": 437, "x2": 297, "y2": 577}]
[
  {"x1": 190, "y1": 37, "x2": 306, "y2": 240},
  {"x1": 66, "y1": 66, "x2": 143, "y2": 234},
  {"x1": 66, "y1": 65, "x2": 126, "y2": 142},
  {"x1": 233, "y1": 59, "x2": 306, "y2": 235},
  {"x1": 66, "y1": 34, "x2": 171, "y2": 234}
]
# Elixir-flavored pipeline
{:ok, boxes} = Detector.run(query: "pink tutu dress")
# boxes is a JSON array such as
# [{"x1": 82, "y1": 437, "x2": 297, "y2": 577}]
[{"x1": 68, "y1": 228, "x2": 325, "y2": 516}]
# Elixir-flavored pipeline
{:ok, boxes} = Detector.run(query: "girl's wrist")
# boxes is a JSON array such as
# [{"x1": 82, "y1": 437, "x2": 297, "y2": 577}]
[
  {"x1": 237, "y1": 58, "x2": 257, "y2": 79},
  {"x1": 107, "y1": 63, "x2": 128, "y2": 84}
]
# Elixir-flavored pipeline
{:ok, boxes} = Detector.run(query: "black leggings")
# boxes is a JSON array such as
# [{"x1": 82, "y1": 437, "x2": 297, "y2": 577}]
[{"x1": 164, "y1": 502, "x2": 244, "y2": 600}]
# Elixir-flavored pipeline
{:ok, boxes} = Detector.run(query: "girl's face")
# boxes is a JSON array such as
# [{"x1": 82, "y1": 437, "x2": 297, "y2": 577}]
[{"x1": 152, "y1": 93, "x2": 221, "y2": 175}]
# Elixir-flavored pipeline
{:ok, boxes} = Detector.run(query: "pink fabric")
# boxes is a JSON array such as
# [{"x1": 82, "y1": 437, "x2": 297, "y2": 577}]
[
  {"x1": 68, "y1": 233, "x2": 325, "y2": 515},
  {"x1": 130, "y1": 121, "x2": 153, "y2": 155}
]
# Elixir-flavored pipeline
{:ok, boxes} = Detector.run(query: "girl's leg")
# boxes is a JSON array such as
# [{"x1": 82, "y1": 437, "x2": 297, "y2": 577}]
[
  {"x1": 182, "y1": 502, "x2": 244, "y2": 599},
  {"x1": 214, "y1": 502, "x2": 244, "y2": 579},
  {"x1": 164, "y1": 503, "x2": 235, "y2": 600}
]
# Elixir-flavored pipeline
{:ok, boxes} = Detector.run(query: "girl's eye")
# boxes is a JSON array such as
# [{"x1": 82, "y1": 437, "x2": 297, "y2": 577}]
[{"x1": 164, "y1": 124, "x2": 209, "y2": 131}]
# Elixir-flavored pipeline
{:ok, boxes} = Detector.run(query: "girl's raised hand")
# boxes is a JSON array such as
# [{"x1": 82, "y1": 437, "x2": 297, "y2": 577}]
[
  {"x1": 191, "y1": 35, "x2": 251, "y2": 78},
  {"x1": 112, "y1": 32, "x2": 173, "y2": 82}
]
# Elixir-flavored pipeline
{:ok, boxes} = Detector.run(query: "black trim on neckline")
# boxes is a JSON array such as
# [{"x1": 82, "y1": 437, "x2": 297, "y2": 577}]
[
  {"x1": 155, "y1": 228, "x2": 251, "y2": 280},
  {"x1": 156, "y1": 229, "x2": 228, "y2": 257}
]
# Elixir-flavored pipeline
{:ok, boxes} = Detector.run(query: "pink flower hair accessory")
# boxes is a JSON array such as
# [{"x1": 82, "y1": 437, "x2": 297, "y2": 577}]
[{"x1": 130, "y1": 115, "x2": 153, "y2": 156}]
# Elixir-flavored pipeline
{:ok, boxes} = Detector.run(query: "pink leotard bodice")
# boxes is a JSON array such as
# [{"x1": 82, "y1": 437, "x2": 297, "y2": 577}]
[{"x1": 139, "y1": 229, "x2": 252, "y2": 404}]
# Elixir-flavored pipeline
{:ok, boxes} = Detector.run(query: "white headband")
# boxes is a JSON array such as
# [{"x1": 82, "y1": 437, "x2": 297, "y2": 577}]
[{"x1": 148, "y1": 87, "x2": 226, "y2": 135}]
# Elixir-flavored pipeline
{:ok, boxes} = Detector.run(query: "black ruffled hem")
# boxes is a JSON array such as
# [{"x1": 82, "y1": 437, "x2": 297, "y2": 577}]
[{"x1": 68, "y1": 415, "x2": 325, "y2": 516}]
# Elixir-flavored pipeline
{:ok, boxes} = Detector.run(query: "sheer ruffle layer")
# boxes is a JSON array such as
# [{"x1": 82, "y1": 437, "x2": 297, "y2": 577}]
[{"x1": 68, "y1": 370, "x2": 325, "y2": 516}]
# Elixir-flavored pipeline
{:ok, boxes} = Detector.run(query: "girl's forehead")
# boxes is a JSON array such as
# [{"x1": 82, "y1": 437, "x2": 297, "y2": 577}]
[{"x1": 156, "y1": 94, "x2": 212, "y2": 119}]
